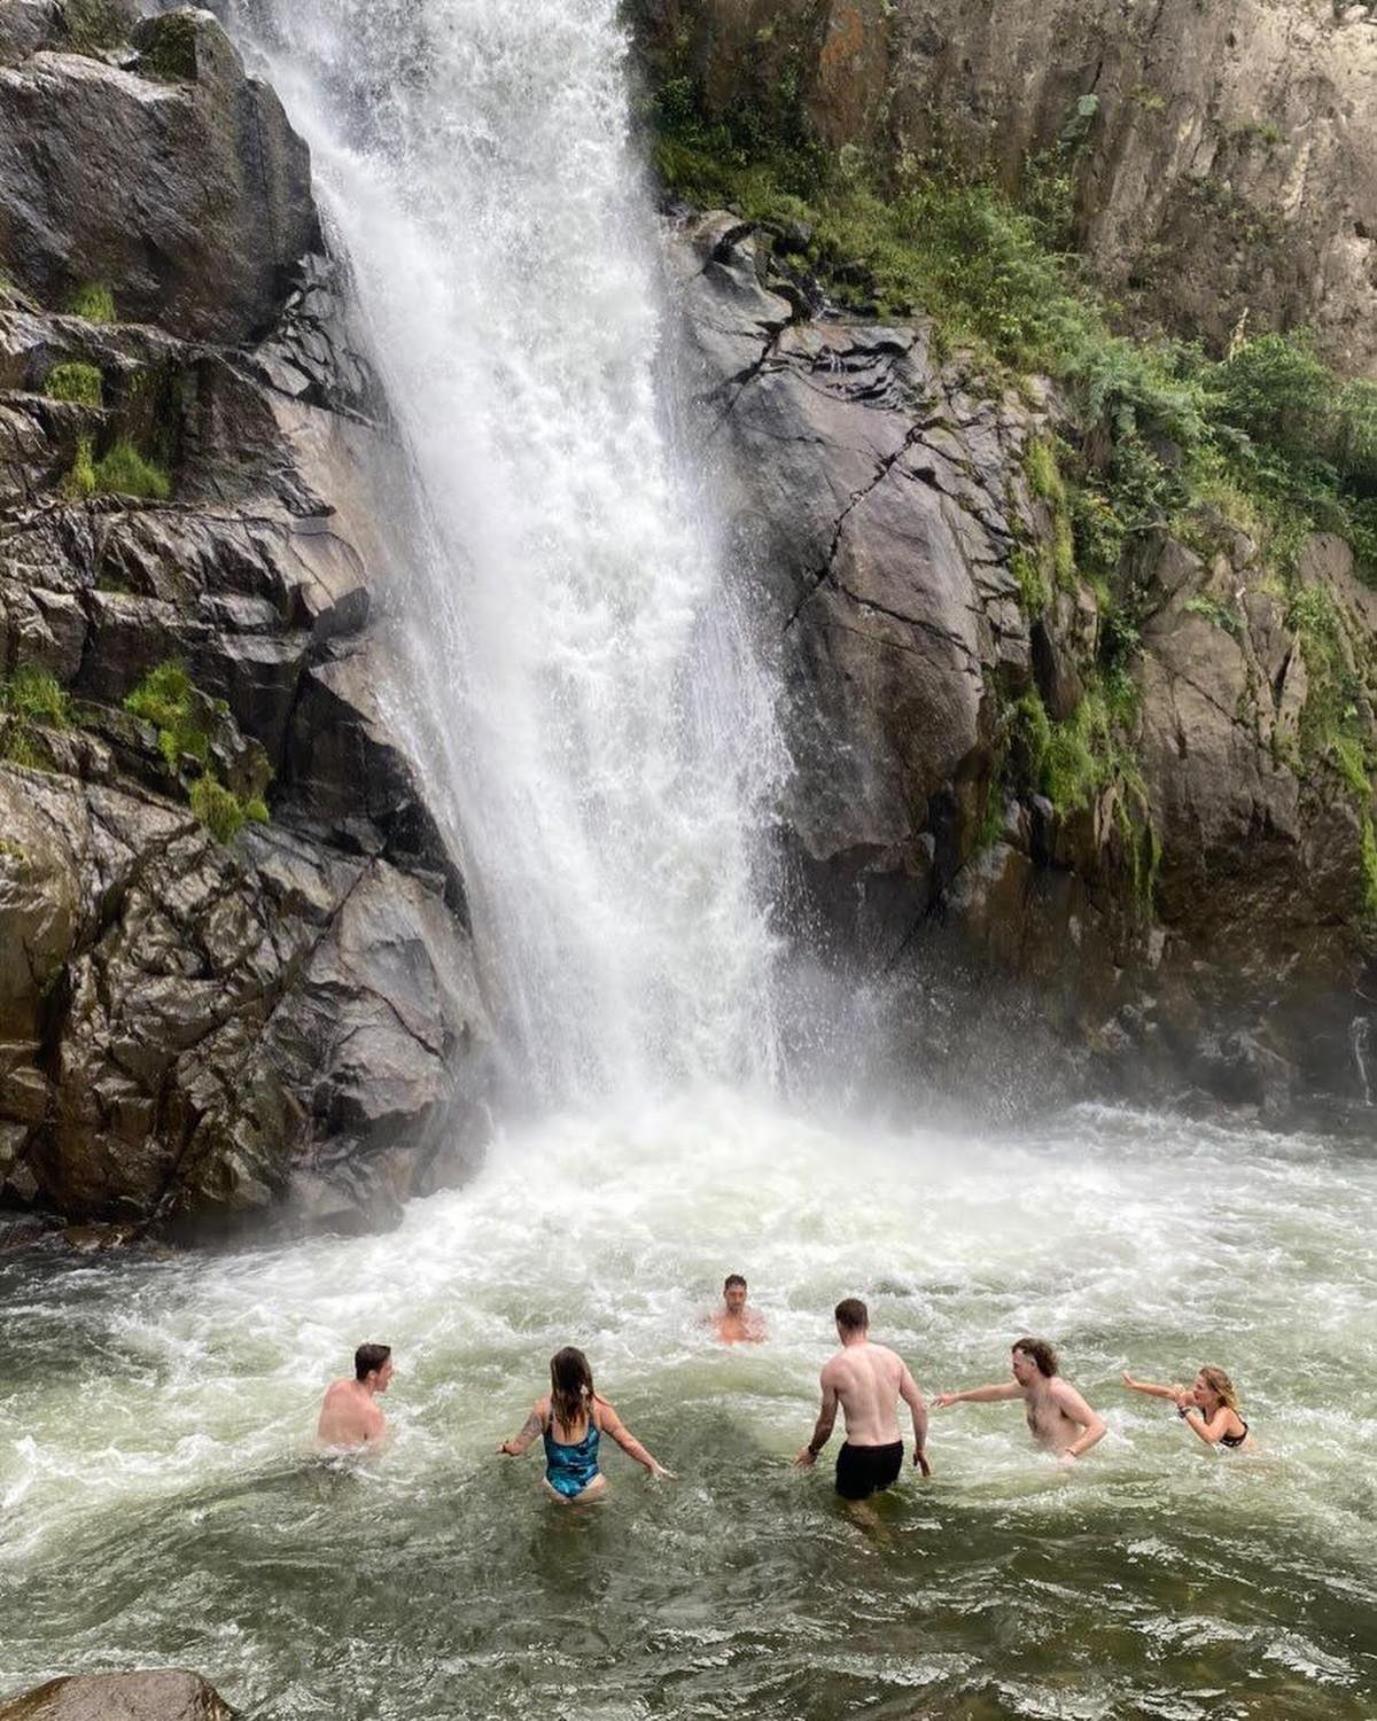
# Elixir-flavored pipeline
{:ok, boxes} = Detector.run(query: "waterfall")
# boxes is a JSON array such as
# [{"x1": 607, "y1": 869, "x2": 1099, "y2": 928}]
[
  {"x1": 233, "y1": 0, "x2": 786, "y2": 1105},
  {"x1": 1352, "y1": 1015, "x2": 1374, "y2": 1107}
]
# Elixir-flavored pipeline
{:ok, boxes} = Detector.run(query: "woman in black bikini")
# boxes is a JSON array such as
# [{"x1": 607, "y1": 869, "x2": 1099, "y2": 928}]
[{"x1": 1122, "y1": 1365, "x2": 1252, "y2": 1449}]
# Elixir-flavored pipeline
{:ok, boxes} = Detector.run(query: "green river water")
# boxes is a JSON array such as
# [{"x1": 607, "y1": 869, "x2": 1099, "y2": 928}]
[{"x1": 3, "y1": 1096, "x2": 1374, "y2": 1719}]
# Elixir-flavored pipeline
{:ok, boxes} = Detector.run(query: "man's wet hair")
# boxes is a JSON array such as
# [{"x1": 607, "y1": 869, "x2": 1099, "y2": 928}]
[
  {"x1": 354, "y1": 1343, "x2": 392, "y2": 1382},
  {"x1": 1012, "y1": 1337, "x2": 1058, "y2": 1377},
  {"x1": 724, "y1": 1273, "x2": 747, "y2": 1292},
  {"x1": 834, "y1": 1298, "x2": 869, "y2": 1332}
]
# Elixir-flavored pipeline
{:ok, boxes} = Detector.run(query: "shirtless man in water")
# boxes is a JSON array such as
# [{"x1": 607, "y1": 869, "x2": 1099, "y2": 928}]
[
  {"x1": 934, "y1": 1337, "x2": 1105, "y2": 1462},
  {"x1": 315, "y1": 1343, "x2": 393, "y2": 1450},
  {"x1": 794, "y1": 1298, "x2": 932, "y2": 1498},
  {"x1": 712, "y1": 1273, "x2": 766, "y2": 1344}
]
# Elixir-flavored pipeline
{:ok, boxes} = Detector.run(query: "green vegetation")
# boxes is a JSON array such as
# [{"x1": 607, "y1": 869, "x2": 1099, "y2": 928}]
[
  {"x1": 136, "y1": 12, "x2": 198, "y2": 80},
  {"x1": 125, "y1": 661, "x2": 270, "y2": 842},
  {"x1": 91, "y1": 439, "x2": 171, "y2": 500},
  {"x1": 1018, "y1": 437, "x2": 1080, "y2": 605},
  {"x1": 1011, "y1": 680, "x2": 1143, "y2": 816},
  {"x1": 644, "y1": 81, "x2": 1377, "y2": 590},
  {"x1": 1182, "y1": 593, "x2": 1244, "y2": 638},
  {"x1": 66, "y1": 282, "x2": 116, "y2": 323},
  {"x1": 644, "y1": 62, "x2": 1377, "y2": 925},
  {"x1": 2, "y1": 667, "x2": 71, "y2": 728},
  {"x1": 44, "y1": 362, "x2": 104, "y2": 407},
  {"x1": 125, "y1": 660, "x2": 213, "y2": 772},
  {"x1": 189, "y1": 775, "x2": 268, "y2": 844},
  {"x1": 1286, "y1": 585, "x2": 1373, "y2": 784},
  {"x1": 63, "y1": 437, "x2": 171, "y2": 502},
  {"x1": 1362, "y1": 817, "x2": 1377, "y2": 924},
  {"x1": 65, "y1": 437, "x2": 97, "y2": 499},
  {"x1": 0, "y1": 667, "x2": 72, "y2": 770},
  {"x1": 1010, "y1": 546, "x2": 1049, "y2": 618},
  {"x1": 991, "y1": 677, "x2": 1156, "y2": 911},
  {"x1": 61, "y1": 0, "x2": 127, "y2": 54}
]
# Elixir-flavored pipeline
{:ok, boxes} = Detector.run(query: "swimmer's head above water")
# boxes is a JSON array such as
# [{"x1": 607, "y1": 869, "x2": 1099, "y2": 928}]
[
  {"x1": 1011, "y1": 1338, "x2": 1058, "y2": 1384},
  {"x1": 834, "y1": 1297, "x2": 869, "y2": 1342},
  {"x1": 549, "y1": 1346, "x2": 596, "y2": 1431},
  {"x1": 354, "y1": 1343, "x2": 394, "y2": 1392}
]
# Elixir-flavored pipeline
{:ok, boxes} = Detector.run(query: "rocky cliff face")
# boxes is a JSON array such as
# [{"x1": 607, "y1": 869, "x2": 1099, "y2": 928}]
[
  {"x1": 670, "y1": 212, "x2": 1377, "y2": 1118},
  {"x1": 0, "y1": 3, "x2": 491, "y2": 1241},
  {"x1": 637, "y1": 0, "x2": 1377, "y2": 377}
]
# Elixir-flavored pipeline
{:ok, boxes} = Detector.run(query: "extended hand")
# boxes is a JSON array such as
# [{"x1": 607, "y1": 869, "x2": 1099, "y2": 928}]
[
  {"x1": 649, "y1": 1463, "x2": 676, "y2": 1481},
  {"x1": 496, "y1": 1441, "x2": 513, "y2": 1455},
  {"x1": 1121, "y1": 1372, "x2": 1137, "y2": 1389},
  {"x1": 913, "y1": 1449, "x2": 933, "y2": 1477},
  {"x1": 793, "y1": 1446, "x2": 817, "y2": 1469},
  {"x1": 933, "y1": 1393, "x2": 958, "y2": 1409}
]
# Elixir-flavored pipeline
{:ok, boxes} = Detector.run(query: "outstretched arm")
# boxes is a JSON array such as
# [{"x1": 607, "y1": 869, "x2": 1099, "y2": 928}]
[
  {"x1": 1054, "y1": 1381, "x2": 1107, "y2": 1460},
  {"x1": 497, "y1": 1400, "x2": 545, "y2": 1457},
  {"x1": 933, "y1": 1382, "x2": 1021, "y2": 1408},
  {"x1": 598, "y1": 1401, "x2": 674, "y2": 1479},
  {"x1": 794, "y1": 1374, "x2": 839, "y2": 1467},
  {"x1": 1122, "y1": 1372, "x2": 1186, "y2": 1401}
]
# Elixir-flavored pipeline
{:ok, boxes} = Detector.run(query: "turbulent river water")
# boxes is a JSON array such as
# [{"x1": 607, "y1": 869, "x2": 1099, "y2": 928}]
[
  {"x1": 3, "y1": 1, "x2": 1376, "y2": 1717},
  {"x1": 4, "y1": 1101, "x2": 1376, "y2": 1718}
]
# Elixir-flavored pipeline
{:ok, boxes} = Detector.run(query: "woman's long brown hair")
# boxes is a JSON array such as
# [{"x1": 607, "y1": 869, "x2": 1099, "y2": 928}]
[
  {"x1": 1198, "y1": 1366, "x2": 1240, "y2": 1412},
  {"x1": 549, "y1": 1346, "x2": 596, "y2": 1437}
]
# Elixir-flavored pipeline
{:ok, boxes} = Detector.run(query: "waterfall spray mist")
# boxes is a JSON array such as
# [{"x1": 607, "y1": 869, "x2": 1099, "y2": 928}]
[{"x1": 236, "y1": 0, "x2": 787, "y2": 1108}]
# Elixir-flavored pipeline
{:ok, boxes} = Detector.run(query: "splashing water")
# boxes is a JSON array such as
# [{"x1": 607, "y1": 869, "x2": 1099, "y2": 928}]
[
  {"x1": 248, "y1": 0, "x2": 785, "y2": 1104},
  {"x1": 3, "y1": 8, "x2": 1375, "y2": 1721},
  {"x1": 3, "y1": 1103, "x2": 1377, "y2": 1716}
]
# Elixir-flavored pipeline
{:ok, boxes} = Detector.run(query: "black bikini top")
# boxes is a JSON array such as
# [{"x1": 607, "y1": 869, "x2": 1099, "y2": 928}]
[{"x1": 1180, "y1": 1405, "x2": 1248, "y2": 1447}]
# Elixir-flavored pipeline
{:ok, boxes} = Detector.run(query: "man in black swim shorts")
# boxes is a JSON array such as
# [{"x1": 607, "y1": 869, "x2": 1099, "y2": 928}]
[{"x1": 794, "y1": 1298, "x2": 932, "y2": 1499}]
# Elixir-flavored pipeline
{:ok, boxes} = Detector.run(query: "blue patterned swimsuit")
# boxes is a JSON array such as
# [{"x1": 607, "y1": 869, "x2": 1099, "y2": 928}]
[{"x1": 543, "y1": 1413, "x2": 601, "y2": 1498}]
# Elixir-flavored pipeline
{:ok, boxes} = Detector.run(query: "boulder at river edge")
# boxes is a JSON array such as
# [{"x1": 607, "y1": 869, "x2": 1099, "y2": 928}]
[{"x1": 0, "y1": 1671, "x2": 233, "y2": 1721}]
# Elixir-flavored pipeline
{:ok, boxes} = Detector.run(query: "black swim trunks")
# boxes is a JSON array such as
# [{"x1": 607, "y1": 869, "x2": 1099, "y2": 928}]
[{"x1": 835, "y1": 1440, "x2": 904, "y2": 1500}]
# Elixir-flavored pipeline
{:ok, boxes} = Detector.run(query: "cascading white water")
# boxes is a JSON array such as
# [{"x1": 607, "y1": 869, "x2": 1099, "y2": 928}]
[{"x1": 243, "y1": 0, "x2": 786, "y2": 1104}]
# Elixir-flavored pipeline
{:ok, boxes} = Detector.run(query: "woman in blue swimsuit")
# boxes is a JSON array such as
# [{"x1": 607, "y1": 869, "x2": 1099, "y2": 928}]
[{"x1": 498, "y1": 1347, "x2": 674, "y2": 1502}]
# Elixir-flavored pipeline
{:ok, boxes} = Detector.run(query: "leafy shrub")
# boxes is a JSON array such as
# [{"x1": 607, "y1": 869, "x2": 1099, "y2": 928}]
[
  {"x1": 645, "y1": 77, "x2": 1377, "y2": 583},
  {"x1": 45, "y1": 362, "x2": 103, "y2": 407},
  {"x1": 66, "y1": 282, "x2": 116, "y2": 323},
  {"x1": 93, "y1": 440, "x2": 171, "y2": 500},
  {"x1": 1011, "y1": 547, "x2": 1049, "y2": 617},
  {"x1": 125, "y1": 660, "x2": 211, "y2": 769},
  {"x1": 1, "y1": 667, "x2": 71, "y2": 727},
  {"x1": 0, "y1": 667, "x2": 72, "y2": 769},
  {"x1": 189, "y1": 774, "x2": 247, "y2": 843},
  {"x1": 126, "y1": 662, "x2": 271, "y2": 840},
  {"x1": 64, "y1": 437, "x2": 97, "y2": 499}
]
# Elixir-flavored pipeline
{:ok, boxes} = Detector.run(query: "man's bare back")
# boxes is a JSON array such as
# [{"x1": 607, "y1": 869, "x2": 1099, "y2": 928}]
[
  {"x1": 795, "y1": 1299, "x2": 931, "y2": 1501},
  {"x1": 316, "y1": 1344, "x2": 393, "y2": 1451},
  {"x1": 825, "y1": 1340, "x2": 907, "y2": 1445}
]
